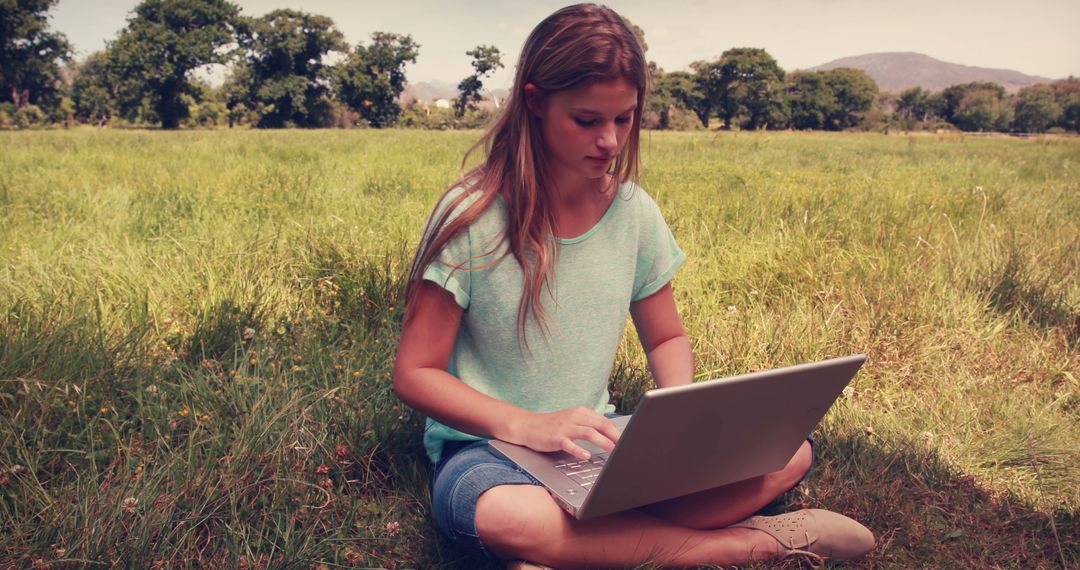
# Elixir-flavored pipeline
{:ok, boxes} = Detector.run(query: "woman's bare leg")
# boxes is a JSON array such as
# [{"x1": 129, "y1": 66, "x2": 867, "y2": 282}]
[
  {"x1": 475, "y1": 441, "x2": 813, "y2": 568},
  {"x1": 644, "y1": 439, "x2": 813, "y2": 529},
  {"x1": 476, "y1": 485, "x2": 780, "y2": 568}
]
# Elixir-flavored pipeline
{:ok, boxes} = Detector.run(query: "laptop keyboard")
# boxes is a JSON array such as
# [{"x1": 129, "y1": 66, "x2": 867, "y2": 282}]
[{"x1": 554, "y1": 453, "x2": 609, "y2": 488}]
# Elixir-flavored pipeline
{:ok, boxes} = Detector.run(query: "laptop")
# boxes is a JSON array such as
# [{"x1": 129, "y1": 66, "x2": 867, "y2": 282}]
[{"x1": 489, "y1": 354, "x2": 866, "y2": 519}]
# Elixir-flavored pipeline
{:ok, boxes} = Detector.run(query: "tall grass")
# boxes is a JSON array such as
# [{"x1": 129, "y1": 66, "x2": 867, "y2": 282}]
[{"x1": 0, "y1": 129, "x2": 1077, "y2": 568}]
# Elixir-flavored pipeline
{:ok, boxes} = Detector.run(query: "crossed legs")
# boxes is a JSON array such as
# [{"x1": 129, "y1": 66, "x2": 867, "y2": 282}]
[{"x1": 476, "y1": 440, "x2": 813, "y2": 568}]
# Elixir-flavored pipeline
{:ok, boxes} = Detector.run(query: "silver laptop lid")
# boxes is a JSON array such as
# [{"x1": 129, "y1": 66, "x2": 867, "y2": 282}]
[{"x1": 576, "y1": 354, "x2": 866, "y2": 518}]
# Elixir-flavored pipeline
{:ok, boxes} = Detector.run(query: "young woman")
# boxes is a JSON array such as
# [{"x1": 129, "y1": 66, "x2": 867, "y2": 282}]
[{"x1": 393, "y1": 4, "x2": 874, "y2": 567}]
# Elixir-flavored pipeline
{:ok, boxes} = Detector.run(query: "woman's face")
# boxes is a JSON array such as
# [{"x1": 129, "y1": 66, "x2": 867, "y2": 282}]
[{"x1": 526, "y1": 78, "x2": 638, "y2": 188}]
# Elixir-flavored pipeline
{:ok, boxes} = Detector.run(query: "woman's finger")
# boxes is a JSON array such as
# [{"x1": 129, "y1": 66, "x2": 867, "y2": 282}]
[
  {"x1": 576, "y1": 426, "x2": 617, "y2": 453},
  {"x1": 571, "y1": 411, "x2": 621, "y2": 447},
  {"x1": 560, "y1": 437, "x2": 592, "y2": 460},
  {"x1": 593, "y1": 417, "x2": 621, "y2": 446}
]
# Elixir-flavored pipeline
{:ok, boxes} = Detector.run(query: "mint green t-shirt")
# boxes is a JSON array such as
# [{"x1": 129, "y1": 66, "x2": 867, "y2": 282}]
[{"x1": 420, "y1": 182, "x2": 685, "y2": 463}]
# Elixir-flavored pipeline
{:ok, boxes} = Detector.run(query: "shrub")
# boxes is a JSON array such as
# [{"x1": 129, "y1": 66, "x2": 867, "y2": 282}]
[{"x1": 13, "y1": 105, "x2": 47, "y2": 129}]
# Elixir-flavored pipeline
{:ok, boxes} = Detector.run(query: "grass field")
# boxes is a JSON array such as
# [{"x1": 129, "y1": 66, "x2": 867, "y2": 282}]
[{"x1": 1, "y1": 128, "x2": 1078, "y2": 568}]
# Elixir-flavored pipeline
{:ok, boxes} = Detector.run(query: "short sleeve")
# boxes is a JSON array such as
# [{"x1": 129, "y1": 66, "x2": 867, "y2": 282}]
[
  {"x1": 419, "y1": 188, "x2": 475, "y2": 309},
  {"x1": 632, "y1": 192, "x2": 685, "y2": 302}
]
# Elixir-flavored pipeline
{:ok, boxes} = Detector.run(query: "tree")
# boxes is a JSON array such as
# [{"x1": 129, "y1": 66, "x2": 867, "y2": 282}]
[
  {"x1": 785, "y1": 68, "x2": 877, "y2": 131},
  {"x1": 786, "y1": 71, "x2": 834, "y2": 130},
  {"x1": 0, "y1": 0, "x2": 72, "y2": 110},
  {"x1": 107, "y1": 0, "x2": 241, "y2": 129},
  {"x1": 939, "y1": 81, "x2": 1005, "y2": 124},
  {"x1": 951, "y1": 85, "x2": 1011, "y2": 132},
  {"x1": 70, "y1": 51, "x2": 116, "y2": 126},
  {"x1": 710, "y1": 48, "x2": 786, "y2": 130},
  {"x1": 220, "y1": 63, "x2": 254, "y2": 127},
  {"x1": 455, "y1": 45, "x2": 502, "y2": 118},
  {"x1": 1048, "y1": 77, "x2": 1080, "y2": 132},
  {"x1": 821, "y1": 68, "x2": 877, "y2": 130},
  {"x1": 1061, "y1": 95, "x2": 1080, "y2": 132},
  {"x1": 895, "y1": 87, "x2": 933, "y2": 128},
  {"x1": 1012, "y1": 85, "x2": 1062, "y2": 133},
  {"x1": 235, "y1": 9, "x2": 347, "y2": 128},
  {"x1": 688, "y1": 59, "x2": 724, "y2": 128},
  {"x1": 334, "y1": 32, "x2": 419, "y2": 128},
  {"x1": 647, "y1": 69, "x2": 703, "y2": 129}
]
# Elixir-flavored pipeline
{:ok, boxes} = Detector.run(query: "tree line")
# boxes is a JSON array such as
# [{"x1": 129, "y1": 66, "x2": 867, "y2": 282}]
[
  {"x1": 3, "y1": 0, "x2": 1077, "y2": 134},
  {"x1": 2, "y1": 0, "x2": 502, "y2": 130},
  {"x1": 647, "y1": 49, "x2": 1079, "y2": 134}
]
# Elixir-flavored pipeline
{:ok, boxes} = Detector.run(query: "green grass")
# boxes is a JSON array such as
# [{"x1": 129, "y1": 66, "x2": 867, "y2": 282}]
[{"x1": 1, "y1": 128, "x2": 1078, "y2": 568}]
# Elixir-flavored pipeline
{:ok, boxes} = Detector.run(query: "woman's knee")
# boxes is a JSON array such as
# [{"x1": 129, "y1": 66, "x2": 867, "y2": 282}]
[
  {"x1": 475, "y1": 484, "x2": 562, "y2": 556},
  {"x1": 772, "y1": 439, "x2": 813, "y2": 490}
]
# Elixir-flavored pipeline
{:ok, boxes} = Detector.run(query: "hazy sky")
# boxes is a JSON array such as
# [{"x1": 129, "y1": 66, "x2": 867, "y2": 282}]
[{"x1": 53, "y1": 0, "x2": 1080, "y2": 89}]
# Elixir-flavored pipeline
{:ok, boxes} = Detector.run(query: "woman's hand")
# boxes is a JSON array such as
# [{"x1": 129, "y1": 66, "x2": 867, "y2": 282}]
[{"x1": 510, "y1": 407, "x2": 621, "y2": 460}]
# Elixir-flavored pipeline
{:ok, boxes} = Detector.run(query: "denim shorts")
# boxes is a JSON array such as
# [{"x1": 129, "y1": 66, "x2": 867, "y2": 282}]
[
  {"x1": 429, "y1": 430, "x2": 815, "y2": 559},
  {"x1": 429, "y1": 439, "x2": 542, "y2": 558}
]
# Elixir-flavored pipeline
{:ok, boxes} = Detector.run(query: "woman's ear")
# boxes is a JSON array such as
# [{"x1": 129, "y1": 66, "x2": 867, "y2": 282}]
[{"x1": 523, "y1": 83, "x2": 545, "y2": 116}]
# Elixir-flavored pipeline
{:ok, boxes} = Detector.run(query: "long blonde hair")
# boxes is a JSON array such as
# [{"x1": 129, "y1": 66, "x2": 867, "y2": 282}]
[{"x1": 404, "y1": 3, "x2": 649, "y2": 347}]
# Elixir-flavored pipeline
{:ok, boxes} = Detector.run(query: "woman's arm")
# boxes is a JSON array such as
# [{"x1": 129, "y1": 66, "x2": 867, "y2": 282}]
[
  {"x1": 393, "y1": 280, "x2": 620, "y2": 459},
  {"x1": 629, "y1": 282, "x2": 694, "y2": 389}
]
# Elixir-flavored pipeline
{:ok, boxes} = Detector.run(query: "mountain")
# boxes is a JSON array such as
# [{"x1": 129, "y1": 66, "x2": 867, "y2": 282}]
[
  {"x1": 400, "y1": 80, "x2": 458, "y2": 103},
  {"x1": 808, "y1": 52, "x2": 1056, "y2": 93},
  {"x1": 399, "y1": 80, "x2": 510, "y2": 104}
]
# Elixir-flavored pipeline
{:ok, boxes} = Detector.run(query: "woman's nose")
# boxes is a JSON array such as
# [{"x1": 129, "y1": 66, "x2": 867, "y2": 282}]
[{"x1": 597, "y1": 122, "x2": 617, "y2": 152}]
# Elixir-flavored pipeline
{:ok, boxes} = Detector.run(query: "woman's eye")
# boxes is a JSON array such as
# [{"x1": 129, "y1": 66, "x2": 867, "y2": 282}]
[
  {"x1": 615, "y1": 116, "x2": 631, "y2": 125},
  {"x1": 574, "y1": 118, "x2": 597, "y2": 127}
]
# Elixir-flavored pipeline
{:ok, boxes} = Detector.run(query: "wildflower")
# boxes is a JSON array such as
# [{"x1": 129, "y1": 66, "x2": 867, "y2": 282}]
[
  {"x1": 385, "y1": 521, "x2": 401, "y2": 536},
  {"x1": 335, "y1": 444, "x2": 350, "y2": 462},
  {"x1": 333, "y1": 364, "x2": 343, "y2": 371},
  {"x1": 318, "y1": 478, "x2": 333, "y2": 489},
  {"x1": 122, "y1": 496, "x2": 138, "y2": 515},
  {"x1": 352, "y1": 371, "x2": 361, "y2": 378},
  {"x1": 315, "y1": 464, "x2": 331, "y2": 475},
  {"x1": 250, "y1": 358, "x2": 258, "y2": 366},
  {"x1": 146, "y1": 385, "x2": 159, "y2": 394},
  {"x1": 726, "y1": 305, "x2": 737, "y2": 313},
  {"x1": 99, "y1": 406, "x2": 109, "y2": 414},
  {"x1": 293, "y1": 354, "x2": 303, "y2": 362},
  {"x1": 242, "y1": 327, "x2": 256, "y2": 340},
  {"x1": 842, "y1": 386, "x2": 855, "y2": 398},
  {"x1": 179, "y1": 407, "x2": 190, "y2": 417},
  {"x1": 291, "y1": 365, "x2": 302, "y2": 373},
  {"x1": 228, "y1": 370, "x2": 236, "y2": 378},
  {"x1": 201, "y1": 414, "x2": 211, "y2": 422}
]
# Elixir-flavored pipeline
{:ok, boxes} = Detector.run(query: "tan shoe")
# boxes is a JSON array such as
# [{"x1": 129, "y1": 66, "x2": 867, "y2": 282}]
[
  {"x1": 730, "y1": 508, "x2": 875, "y2": 561},
  {"x1": 505, "y1": 561, "x2": 557, "y2": 570}
]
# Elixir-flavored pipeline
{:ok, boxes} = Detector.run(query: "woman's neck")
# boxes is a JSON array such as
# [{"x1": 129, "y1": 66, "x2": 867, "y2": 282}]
[
  {"x1": 552, "y1": 171, "x2": 615, "y2": 206},
  {"x1": 551, "y1": 174, "x2": 617, "y2": 239}
]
